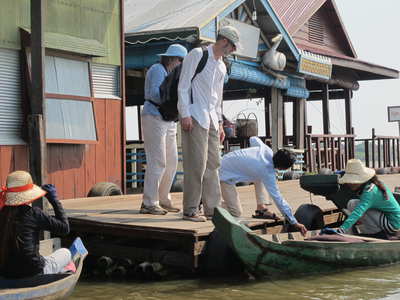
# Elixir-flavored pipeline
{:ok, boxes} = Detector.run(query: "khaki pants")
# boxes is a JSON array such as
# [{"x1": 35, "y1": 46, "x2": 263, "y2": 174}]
[
  {"x1": 220, "y1": 181, "x2": 271, "y2": 217},
  {"x1": 141, "y1": 114, "x2": 178, "y2": 207},
  {"x1": 181, "y1": 119, "x2": 221, "y2": 216}
]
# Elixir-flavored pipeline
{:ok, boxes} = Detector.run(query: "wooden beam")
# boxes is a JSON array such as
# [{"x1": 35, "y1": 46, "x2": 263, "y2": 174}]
[
  {"x1": 126, "y1": 69, "x2": 145, "y2": 78},
  {"x1": 30, "y1": 0, "x2": 47, "y2": 210},
  {"x1": 308, "y1": 90, "x2": 347, "y2": 101},
  {"x1": 271, "y1": 87, "x2": 283, "y2": 152},
  {"x1": 344, "y1": 89, "x2": 352, "y2": 134},
  {"x1": 322, "y1": 84, "x2": 331, "y2": 134}
]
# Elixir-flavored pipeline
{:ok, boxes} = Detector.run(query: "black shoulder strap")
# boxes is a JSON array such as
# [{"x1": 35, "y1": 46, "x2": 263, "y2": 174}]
[
  {"x1": 190, "y1": 48, "x2": 209, "y2": 104},
  {"x1": 191, "y1": 48, "x2": 208, "y2": 82}
]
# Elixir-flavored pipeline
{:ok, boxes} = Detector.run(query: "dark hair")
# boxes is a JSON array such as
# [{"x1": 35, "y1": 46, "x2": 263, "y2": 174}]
[
  {"x1": 160, "y1": 56, "x2": 181, "y2": 69},
  {"x1": 357, "y1": 175, "x2": 389, "y2": 200},
  {"x1": 216, "y1": 35, "x2": 236, "y2": 50},
  {"x1": 0, "y1": 206, "x2": 21, "y2": 271},
  {"x1": 273, "y1": 149, "x2": 297, "y2": 170}
]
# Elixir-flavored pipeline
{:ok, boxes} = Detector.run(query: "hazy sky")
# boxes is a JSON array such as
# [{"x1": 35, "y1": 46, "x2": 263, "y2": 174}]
[
  {"x1": 315, "y1": 0, "x2": 400, "y2": 138},
  {"x1": 126, "y1": 0, "x2": 400, "y2": 140}
]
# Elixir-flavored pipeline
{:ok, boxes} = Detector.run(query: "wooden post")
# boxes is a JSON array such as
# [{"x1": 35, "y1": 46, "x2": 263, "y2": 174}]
[
  {"x1": 337, "y1": 137, "x2": 342, "y2": 169},
  {"x1": 271, "y1": 87, "x2": 283, "y2": 152},
  {"x1": 120, "y1": 0, "x2": 127, "y2": 194},
  {"x1": 322, "y1": 84, "x2": 331, "y2": 134},
  {"x1": 351, "y1": 127, "x2": 355, "y2": 158},
  {"x1": 330, "y1": 137, "x2": 335, "y2": 170},
  {"x1": 294, "y1": 98, "x2": 306, "y2": 149},
  {"x1": 372, "y1": 128, "x2": 376, "y2": 168},
  {"x1": 397, "y1": 138, "x2": 400, "y2": 167},
  {"x1": 344, "y1": 89, "x2": 353, "y2": 134},
  {"x1": 264, "y1": 96, "x2": 271, "y2": 138},
  {"x1": 282, "y1": 96, "x2": 287, "y2": 145},
  {"x1": 137, "y1": 105, "x2": 142, "y2": 140},
  {"x1": 365, "y1": 140, "x2": 370, "y2": 167},
  {"x1": 316, "y1": 137, "x2": 321, "y2": 170},
  {"x1": 30, "y1": 0, "x2": 47, "y2": 210},
  {"x1": 378, "y1": 138, "x2": 382, "y2": 168}
]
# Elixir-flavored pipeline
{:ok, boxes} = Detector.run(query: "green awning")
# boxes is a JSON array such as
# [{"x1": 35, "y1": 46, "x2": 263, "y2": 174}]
[{"x1": 22, "y1": 28, "x2": 107, "y2": 57}]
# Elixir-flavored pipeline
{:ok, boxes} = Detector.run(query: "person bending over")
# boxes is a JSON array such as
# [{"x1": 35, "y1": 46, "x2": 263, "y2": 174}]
[{"x1": 219, "y1": 136, "x2": 307, "y2": 236}]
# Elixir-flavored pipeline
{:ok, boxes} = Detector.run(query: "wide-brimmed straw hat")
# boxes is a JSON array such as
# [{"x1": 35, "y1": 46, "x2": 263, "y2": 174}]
[
  {"x1": 338, "y1": 159, "x2": 376, "y2": 184},
  {"x1": 1, "y1": 171, "x2": 46, "y2": 208}
]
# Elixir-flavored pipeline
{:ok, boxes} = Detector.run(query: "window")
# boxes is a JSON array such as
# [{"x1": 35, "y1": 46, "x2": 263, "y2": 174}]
[
  {"x1": 46, "y1": 99, "x2": 97, "y2": 141},
  {"x1": 92, "y1": 63, "x2": 121, "y2": 99},
  {"x1": 44, "y1": 55, "x2": 98, "y2": 144}
]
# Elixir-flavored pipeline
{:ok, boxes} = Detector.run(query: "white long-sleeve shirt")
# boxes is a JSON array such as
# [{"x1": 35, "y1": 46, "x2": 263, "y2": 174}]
[
  {"x1": 219, "y1": 136, "x2": 298, "y2": 224},
  {"x1": 177, "y1": 45, "x2": 225, "y2": 130}
]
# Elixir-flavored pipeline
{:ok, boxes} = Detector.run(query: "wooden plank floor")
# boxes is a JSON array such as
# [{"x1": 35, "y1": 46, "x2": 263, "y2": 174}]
[{"x1": 62, "y1": 174, "x2": 400, "y2": 238}]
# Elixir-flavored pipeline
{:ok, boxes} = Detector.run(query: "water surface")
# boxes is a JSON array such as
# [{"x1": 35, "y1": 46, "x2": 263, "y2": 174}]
[{"x1": 71, "y1": 265, "x2": 400, "y2": 300}]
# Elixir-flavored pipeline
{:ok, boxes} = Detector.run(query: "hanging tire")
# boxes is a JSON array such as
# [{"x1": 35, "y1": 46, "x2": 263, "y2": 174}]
[
  {"x1": 294, "y1": 203, "x2": 324, "y2": 230},
  {"x1": 87, "y1": 182, "x2": 123, "y2": 197}
]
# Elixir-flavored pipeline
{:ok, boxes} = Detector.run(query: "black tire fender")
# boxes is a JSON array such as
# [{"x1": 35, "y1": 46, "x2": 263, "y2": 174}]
[
  {"x1": 87, "y1": 182, "x2": 123, "y2": 197},
  {"x1": 294, "y1": 203, "x2": 324, "y2": 230}
]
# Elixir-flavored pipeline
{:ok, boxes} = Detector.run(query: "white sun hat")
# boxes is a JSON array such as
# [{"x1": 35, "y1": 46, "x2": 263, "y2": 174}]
[
  {"x1": 1, "y1": 171, "x2": 46, "y2": 208},
  {"x1": 218, "y1": 25, "x2": 241, "y2": 49},
  {"x1": 338, "y1": 159, "x2": 376, "y2": 185},
  {"x1": 157, "y1": 44, "x2": 188, "y2": 58}
]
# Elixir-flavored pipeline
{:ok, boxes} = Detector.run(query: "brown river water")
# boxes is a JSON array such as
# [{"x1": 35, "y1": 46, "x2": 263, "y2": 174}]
[{"x1": 70, "y1": 265, "x2": 400, "y2": 300}]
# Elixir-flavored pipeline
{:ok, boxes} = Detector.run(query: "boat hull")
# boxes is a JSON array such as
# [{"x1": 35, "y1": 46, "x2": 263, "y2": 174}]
[
  {"x1": 212, "y1": 207, "x2": 400, "y2": 276},
  {"x1": 0, "y1": 237, "x2": 88, "y2": 300}
]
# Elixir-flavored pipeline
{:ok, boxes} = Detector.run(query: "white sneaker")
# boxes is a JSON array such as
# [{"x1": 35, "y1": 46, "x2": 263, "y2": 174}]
[{"x1": 183, "y1": 214, "x2": 207, "y2": 222}]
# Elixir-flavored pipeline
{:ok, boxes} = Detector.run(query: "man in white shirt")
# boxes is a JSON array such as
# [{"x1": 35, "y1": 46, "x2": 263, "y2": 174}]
[
  {"x1": 219, "y1": 136, "x2": 307, "y2": 235},
  {"x1": 177, "y1": 26, "x2": 239, "y2": 222}
]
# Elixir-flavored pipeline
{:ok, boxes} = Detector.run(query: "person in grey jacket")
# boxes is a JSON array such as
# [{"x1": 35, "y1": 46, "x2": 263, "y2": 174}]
[{"x1": 140, "y1": 44, "x2": 187, "y2": 215}]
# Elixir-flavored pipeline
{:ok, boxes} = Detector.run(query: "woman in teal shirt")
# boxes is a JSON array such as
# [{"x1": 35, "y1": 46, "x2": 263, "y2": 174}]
[{"x1": 336, "y1": 159, "x2": 400, "y2": 238}]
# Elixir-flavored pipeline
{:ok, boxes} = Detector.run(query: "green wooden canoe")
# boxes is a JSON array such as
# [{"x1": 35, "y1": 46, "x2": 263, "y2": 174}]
[{"x1": 212, "y1": 207, "x2": 400, "y2": 277}]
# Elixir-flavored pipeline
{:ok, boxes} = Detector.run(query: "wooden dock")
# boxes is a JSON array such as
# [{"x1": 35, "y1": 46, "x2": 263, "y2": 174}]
[{"x1": 61, "y1": 174, "x2": 400, "y2": 271}]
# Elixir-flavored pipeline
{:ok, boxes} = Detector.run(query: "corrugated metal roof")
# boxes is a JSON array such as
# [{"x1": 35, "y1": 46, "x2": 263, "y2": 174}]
[
  {"x1": 268, "y1": 0, "x2": 357, "y2": 58},
  {"x1": 124, "y1": 0, "x2": 237, "y2": 34},
  {"x1": 268, "y1": 0, "x2": 326, "y2": 35}
]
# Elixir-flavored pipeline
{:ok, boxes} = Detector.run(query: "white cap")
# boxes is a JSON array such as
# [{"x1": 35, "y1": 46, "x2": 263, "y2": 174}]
[{"x1": 218, "y1": 26, "x2": 240, "y2": 49}]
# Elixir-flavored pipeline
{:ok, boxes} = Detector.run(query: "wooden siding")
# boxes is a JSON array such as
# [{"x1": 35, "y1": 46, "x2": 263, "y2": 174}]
[
  {"x1": 0, "y1": 146, "x2": 29, "y2": 187},
  {"x1": 292, "y1": 3, "x2": 354, "y2": 58},
  {"x1": 0, "y1": 99, "x2": 122, "y2": 199},
  {"x1": 47, "y1": 99, "x2": 122, "y2": 199},
  {"x1": 0, "y1": 0, "x2": 121, "y2": 66}
]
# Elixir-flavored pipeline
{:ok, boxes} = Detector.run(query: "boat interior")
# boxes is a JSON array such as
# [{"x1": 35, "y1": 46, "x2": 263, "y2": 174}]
[{"x1": 255, "y1": 230, "x2": 395, "y2": 244}]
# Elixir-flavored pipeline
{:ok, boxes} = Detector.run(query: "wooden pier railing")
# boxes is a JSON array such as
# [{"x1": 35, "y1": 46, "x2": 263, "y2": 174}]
[
  {"x1": 356, "y1": 129, "x2": 400, "y2": 169},
  {"x1": 305, "y1": 132, "x2": 355, "y2": 173}
]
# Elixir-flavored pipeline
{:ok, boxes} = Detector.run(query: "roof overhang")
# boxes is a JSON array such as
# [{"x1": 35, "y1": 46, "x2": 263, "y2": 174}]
[
  {"x1": 330, "y1": 56, "x2": 399, "y2": 81},
  {"x1": 125, "y1": 27, "x2": 198, "y2": 45}
]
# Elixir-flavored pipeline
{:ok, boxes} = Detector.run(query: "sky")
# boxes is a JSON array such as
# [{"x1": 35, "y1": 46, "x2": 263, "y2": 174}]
[
  {"x1": 126, "y1": 0, "x2": 400, "y2": 140},
  {"x1": 314, "y1": 0, "x2": 400, "y2": 138}
]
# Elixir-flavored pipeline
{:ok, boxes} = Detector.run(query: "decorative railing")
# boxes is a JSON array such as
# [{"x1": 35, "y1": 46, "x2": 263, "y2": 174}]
[
  {"x1": 305, "y1": 132, "x2": 355, "y2": 173},
  {"x1": 356, "y1": 129, "x2": 400, "y2": 169}
]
